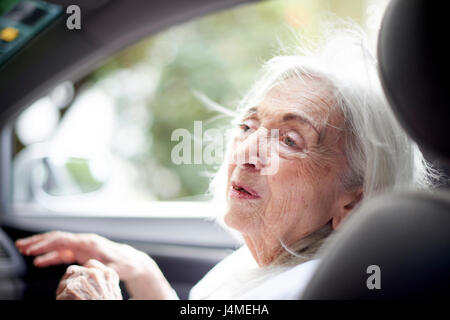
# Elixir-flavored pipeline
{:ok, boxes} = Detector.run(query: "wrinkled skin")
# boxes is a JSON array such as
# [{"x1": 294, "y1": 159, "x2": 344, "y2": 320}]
[
  {"x1": 56, "y1": 259, "x2": 122, "y2": 300},
  {"x1": 15, "y1": 77, "x2": 363, "y2": 298},
  {"x1": 225, "y1": 77, "x2": 362, "y2": 265},
  {"x1": 16, "y1": 231, "x2": 149, "y2": 280},
  {"x1": 16, "y1": 231, "x2": 177, "y2": 300}
]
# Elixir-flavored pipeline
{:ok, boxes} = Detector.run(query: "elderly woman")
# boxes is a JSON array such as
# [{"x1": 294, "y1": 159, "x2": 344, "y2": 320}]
[{"x1": 15, "y1": 28, "x2": 434, "y2": 300}]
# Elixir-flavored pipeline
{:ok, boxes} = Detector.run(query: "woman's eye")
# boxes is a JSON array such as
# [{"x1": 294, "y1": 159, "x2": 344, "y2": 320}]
[
  {"x1": 281, "y1": 132, "x2": 304, "y2": 150},
  {"x1": 239, "y1": 123, "x2": 251, "y2": 132},
  {"x1": 283, "y1": 137, "x2": 296, "y2": 147}
]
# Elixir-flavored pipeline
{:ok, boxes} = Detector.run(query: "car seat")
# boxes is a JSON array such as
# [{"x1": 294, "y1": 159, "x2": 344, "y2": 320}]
[{"x1": 301, "y1": 0, "x2": 450, "y2": 299}]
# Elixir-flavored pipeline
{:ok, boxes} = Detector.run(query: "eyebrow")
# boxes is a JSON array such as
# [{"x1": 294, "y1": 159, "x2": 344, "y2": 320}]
[
  {"x1": 243, "y1": 107, "x2": 321, "y2": 136},
  {"x1": 282, "y1": 113, "x2": 321, "y2": 136},
  {"x1": 243, "y1": 107, "x2": 258, "y2": 118}
]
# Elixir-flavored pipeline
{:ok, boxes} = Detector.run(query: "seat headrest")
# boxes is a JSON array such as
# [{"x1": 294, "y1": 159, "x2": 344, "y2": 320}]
[
  {"x1": 378, "y1": 0, "x2": 450, "y2": 161},
  {"x1": 301, "y1": 192, "x2": 450, "y2": 299}
]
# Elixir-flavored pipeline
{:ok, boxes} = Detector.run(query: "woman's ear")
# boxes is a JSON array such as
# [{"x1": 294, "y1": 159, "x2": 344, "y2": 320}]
[{"x1": 331, "y1": 187, "x2": 363, "y2": 230}]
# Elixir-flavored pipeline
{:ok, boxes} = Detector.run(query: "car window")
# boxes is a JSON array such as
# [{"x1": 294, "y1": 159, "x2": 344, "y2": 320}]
[{"x1": 11, "y1": 0, "x2": 389, "y2": 216}]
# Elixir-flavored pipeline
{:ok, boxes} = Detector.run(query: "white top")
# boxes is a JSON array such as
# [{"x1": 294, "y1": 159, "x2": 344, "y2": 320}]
[{"x1": 189, "y1": 245, "x2": 320, "y2": 300}]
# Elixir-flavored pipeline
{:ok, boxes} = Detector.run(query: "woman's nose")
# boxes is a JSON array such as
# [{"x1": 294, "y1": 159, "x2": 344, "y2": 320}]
[{"x1": 232, "y1": 129, "x2": 269, "y2": 171}]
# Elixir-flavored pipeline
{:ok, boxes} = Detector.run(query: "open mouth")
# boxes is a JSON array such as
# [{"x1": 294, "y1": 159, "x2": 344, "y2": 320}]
[
  {"x1": 230, "y1": 182, "x2": 260, "y2": 199},
  {"x1": 234, "y1": 185, "x2": 251, "y2": 195}
]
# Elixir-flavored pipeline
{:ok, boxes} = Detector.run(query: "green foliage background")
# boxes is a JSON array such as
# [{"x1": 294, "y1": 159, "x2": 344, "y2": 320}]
[{"x1": 75, "y1": 0, "x2": 367, "y2": 201}]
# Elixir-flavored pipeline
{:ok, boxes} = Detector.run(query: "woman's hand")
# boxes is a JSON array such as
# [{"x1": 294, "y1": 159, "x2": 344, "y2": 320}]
[
  {"x1": 16, "y1": 231, "x2": 149, "y2": 281},
  {"x1": 16, "y1": 231, "x2": 178, "y2": 300},
  {"x1": 56, "y1": 259, "x2": 122, "y2": 300}
]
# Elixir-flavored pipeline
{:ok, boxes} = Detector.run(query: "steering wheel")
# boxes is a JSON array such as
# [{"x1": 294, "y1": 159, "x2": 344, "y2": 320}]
[{"x1": 0, "y1": 227, "x2": 25, "y2": 299}]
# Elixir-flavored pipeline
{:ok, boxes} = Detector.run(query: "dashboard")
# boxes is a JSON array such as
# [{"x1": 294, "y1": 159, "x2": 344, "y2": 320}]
[{"x1": 0, "y1": 1, "x2": 62, "y2": 66}]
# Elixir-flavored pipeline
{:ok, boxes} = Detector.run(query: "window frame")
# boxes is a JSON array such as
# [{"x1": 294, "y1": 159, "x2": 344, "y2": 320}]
[{"x1": 0, "y1": 0, "x2": 254, "y2": 249}]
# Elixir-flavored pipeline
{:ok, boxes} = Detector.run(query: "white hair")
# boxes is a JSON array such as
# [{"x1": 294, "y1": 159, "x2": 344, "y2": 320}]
[{"x1": 208, "y1": 22, "x2": 439, "y2": 267}]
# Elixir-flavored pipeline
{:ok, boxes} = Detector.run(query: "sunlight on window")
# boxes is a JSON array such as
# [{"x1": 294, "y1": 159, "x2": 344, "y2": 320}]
[{"x1": 13, "y1": 0, "x2": 391, "y2": 216}]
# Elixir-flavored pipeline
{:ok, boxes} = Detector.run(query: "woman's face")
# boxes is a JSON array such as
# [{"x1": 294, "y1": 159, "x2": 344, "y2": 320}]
[{"x1": 224, "y1": 77, "x2": 355, "y2": 256}]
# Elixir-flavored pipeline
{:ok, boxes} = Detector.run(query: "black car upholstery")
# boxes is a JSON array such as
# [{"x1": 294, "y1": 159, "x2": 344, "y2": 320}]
[{"x1": 302, "y1": 0, "x2": 450, "y2": 299}]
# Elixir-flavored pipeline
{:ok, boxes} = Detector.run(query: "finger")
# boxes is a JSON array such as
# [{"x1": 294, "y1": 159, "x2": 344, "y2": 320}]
[
  {"x1": 16, "y1": 231, "x2": 70, "y2": 247},
  {"x1": 66, "y1": 264, "x2": 86, "y2": 275},
  {"x1": 57, "y1": 286, "x2": 82, "y2": 300},
  {"x1": 84, "y1": 259, "x2": 117, "y2": 281},
  {"x1": 15, "y1": 233, "x2": 49, "y2": 252},
  {"x1": 84, "y1": 259, "x2": 108, "y2": 271},
  {"x1": 56, "y1": 287, "x2": 72, "y2": 300},
  {"x1": 34, "y1": 251, "x2": 61, "y2": 267},
  {"x1": 56, "y1": 280, "x2": 67, "y2": 297},
  {"x1": 81, "y1": 274, "x2": 102, "y2": 298},
  {"x1": 34, "y1": 250, "x2": 76, "y2": 267},
  {"x1": 16, "y1": 233, "x2": 47, "y2": 246},
  {"x1": 55, "y1": 265, "x2": 87, "y2": 296},
  {"x1": 84, "y1": 265, "x2": 107, "y2": 286},
  {"x1": 81, "y1": 267, "x2": 120, "y2": 300},
  {"x1": 66, "y1": 269, "x2": 99, "y2": 300},
  {"x1": 56, "y1": 266, "x2": 82, "y2": 294},
  {"x1": 56, "y1": 278, "x2": 68, "y2": 297},
  {"x1": 84, "y1": 262, "x2": 117, "y2": 299},
  {"x1": 25, "y1": 234, "x2": 79, "y2": 256}
]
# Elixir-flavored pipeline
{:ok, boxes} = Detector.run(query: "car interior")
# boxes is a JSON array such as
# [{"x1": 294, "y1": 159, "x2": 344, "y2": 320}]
[{"x1": 0, "y1": 0, "x2": 449, "y2": 300}]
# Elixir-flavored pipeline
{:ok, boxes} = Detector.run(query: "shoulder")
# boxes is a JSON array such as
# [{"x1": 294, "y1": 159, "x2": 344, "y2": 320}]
[
  {"x1": 239, "y1": 259, "x2": 321, "y2": 300},
  {"x1": 189, "y1": 245, "x2": 257, "y2": 299}
]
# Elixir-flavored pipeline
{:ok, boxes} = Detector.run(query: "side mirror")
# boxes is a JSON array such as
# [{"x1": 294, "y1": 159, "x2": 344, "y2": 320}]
[{"x1": 31, "y1": 156, "x2": 108, "y2": 197}]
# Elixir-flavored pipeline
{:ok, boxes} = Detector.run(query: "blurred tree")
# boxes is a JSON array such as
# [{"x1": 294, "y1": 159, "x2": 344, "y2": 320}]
[{"x1": 74, "y1": 0, "x2": 369, "y2": 201}]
